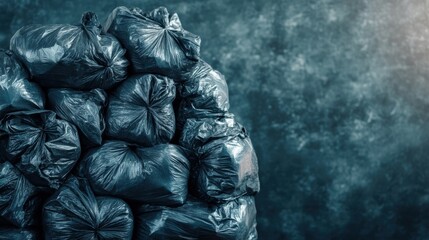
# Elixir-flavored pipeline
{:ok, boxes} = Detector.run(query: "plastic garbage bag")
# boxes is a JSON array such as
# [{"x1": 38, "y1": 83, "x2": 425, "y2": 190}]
[
  {"x1": 177, "y1": 60, "x2": 229, "y2": 130},
  {"x1": 0, "y1": 134, "x2": 6, "y2": 163},
  {"x1": 104, "y1": 6, "x2": 200, "y2": 78},
  {"x1": 135, "y1": 196, "x2": 258, "y2": 240},
  {"x1": 43, "y1": 177, "x2": 134, "y2": 240},
  {"x1": 10, "y1": 12, "x2": 128, "y2": 90},
  {"x1": 0, "y1": 161, "x2": 42, "y2": 228},
  {"x1": 48, "y1": 88, "x2": 107, "y2": 146},
  {"x1": 81, "y1": 141, "x2": 190, "y2": 206},
  {"x1": 0, "y1": 49, "x2": 44, "y2": 119},
  {"x1": 0, "y1": 227, "x2": 39, "y2": 240},
  {"x1": 105, "y1": 74, "x2": 176, "y2": 146},
  {"x1": 179, "y1": 116, "x2": 260, "y2": 203},
  {"x1": 0, "y1": 110, "x2": 81, "y2": 189}
]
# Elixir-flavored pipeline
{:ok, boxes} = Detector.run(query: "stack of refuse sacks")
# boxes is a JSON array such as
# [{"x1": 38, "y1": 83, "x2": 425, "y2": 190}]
[{"x1": 0, "y1": 6, "x2": 260, "y2": 240}]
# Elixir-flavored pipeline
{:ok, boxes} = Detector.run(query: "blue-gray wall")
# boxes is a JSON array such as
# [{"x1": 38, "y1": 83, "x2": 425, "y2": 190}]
[{"x1": 2, "y1": 0, "x2": 429, "y2": 239}]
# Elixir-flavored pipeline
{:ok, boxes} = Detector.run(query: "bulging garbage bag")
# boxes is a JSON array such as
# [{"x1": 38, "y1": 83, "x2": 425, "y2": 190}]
[
  {"x1": 0, "y1": 134, "x2": 6, "y2": 163},
  {"x1": 0, "y1": 161, "x2": 42, "y2": 228},
  {"x1": 135, "y1": 196, "x2": 258, "y2": 240},
  {"x1": 0, "y1": 49, "x2": 44, "y2": 119},
  {"x1": 0, "y1": 227, "x2": 39, "y2": 240},
  {"x1": 10, "y1": 12, "x2": 128, "y2": 90},
  {"x1": 0, "y1": 110, "x2": 81, "y2": 189},
  {"x1": 105, "y1": 74, "x2": 176, "y2": 146},
  {"x1": 179, "y1": 116, "x2": 260, "y2": 203},
  {"x1": 81, "y1": 140, "x2": 190, "y2": 206},
  {"x1": 104, "y1": 6, "x2": 200, "y2": 78},
  {"x1": 177, "y1": 60, "x2": 229, "y2": 130},
  {"x1": 48, "y1": 88, "x2": 107, "y2": 146},
  {"x1": 43, "y1": 177, "x2": 134, "y2": 240}
]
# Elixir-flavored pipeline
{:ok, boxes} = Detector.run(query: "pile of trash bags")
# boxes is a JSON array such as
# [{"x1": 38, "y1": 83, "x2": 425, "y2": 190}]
[{"x1": 0, "y1": 6, "x2": 260, "y2": 239}]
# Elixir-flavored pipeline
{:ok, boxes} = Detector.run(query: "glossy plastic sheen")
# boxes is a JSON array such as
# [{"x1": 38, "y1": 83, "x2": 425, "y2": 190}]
[
  {"x1": 0, "y1": 50, "x2": 44, "y2": 119},
  {"x1": 0, "y1": 110, "x2": 81, "y2": 189},
  {"x1": 177, "y1": 60, "x2": 230, "y2": 130},
  {"x1": 180, "y1": 116, "x2": 260, "y2": 203},
  {"x1": 0, "y1": 162, "x2": 42, "y2": 228},
  {"x1": 10, "y1": 12, "x2": 128, "y2": 90},
  {"x1": 135, "y1": 196, "x2": 258, "y2": 240},
  {"x1": 48, "y1": 88, "x2": 107, "y2": 146},
  {"x1": 104, "y1": 6, "x2": 200, "y2": 78},
  {"x1": 0, "y1": 228, "x2": 39, "y2": 240},
  {"x1": 43, "y1": 177, "x2": 134, "y2": 240},
  {"x1": 81, "y1": 141, "x2": 190, "y2": 206},
  {"x1": 106, "y1": 74, "x2": 176, "y2": 146}
]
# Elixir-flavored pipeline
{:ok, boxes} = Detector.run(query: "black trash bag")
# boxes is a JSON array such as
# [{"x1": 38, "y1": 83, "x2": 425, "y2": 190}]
[
  {"x1": 0, "y1": 161, "x2": 42, "y2": 228},
  {"x1": 104, "y1": 6, "x2": 200, "y2": 78},
  {"x1": 81, "y1": 140, "x2": 190, "y2": 206},
  {"x1": 135, "y1": 196, "x2": 258, "y2": 240},
  {"x1": 179, "y1": 116, "x2": 260, "y2": 203},
  {"x1": 0, "y1": 49, "x2": 44, "y2": 119},
  {"x1": 10, "y1": 12, "x2": 128, "y2": 90},
  {"x1": 0, "y1": 227, "x2": 39, "y2": 240},
  {"x1": 106, "y1": 74, "x2": 176, "y2": 146},
  {"x1": 43, "y1": 177, "x2": 134, "y2": 240},
  {"x1": 0, "y1": 133, "x2": 7, "y2": 163},
  {"x1": 176, "y1": 60, "x2": 229, "y2": 131},
  {"x1": 48, "y1": 88, "x2": 107, "y2": 146},
  {"x1": 0, "y1": 110, "x2": 81, "y2": 189}
]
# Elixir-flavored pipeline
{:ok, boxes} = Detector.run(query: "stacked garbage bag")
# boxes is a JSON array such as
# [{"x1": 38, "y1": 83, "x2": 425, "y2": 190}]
[{"x1": 0, "y1": 6, "x2": 259, "y2": 240}]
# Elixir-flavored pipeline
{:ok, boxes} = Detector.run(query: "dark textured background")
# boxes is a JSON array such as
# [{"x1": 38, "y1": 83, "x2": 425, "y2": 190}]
[{"x1": 2, "y1": 0, "x2": 429, "y2": 239}]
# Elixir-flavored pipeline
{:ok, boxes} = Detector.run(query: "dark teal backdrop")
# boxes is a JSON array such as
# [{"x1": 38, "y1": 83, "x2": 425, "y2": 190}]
[{"x1": 2, "y1": 0, "x2": 429, "y2": 239}]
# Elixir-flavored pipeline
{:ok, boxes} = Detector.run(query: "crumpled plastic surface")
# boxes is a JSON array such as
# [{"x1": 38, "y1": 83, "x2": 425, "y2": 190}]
[
  {"x1": 0, "y1": 161, "x2": 42, "y2": 228},
  {"x1": 135, "y1": 196, "x2": 257, "y2": 240},
  {"x1": 43, "y1": 177, "x2": 134, "y2": 240},
  {"x1": 48, "y1": 88, "x2": 107, "y2": 146},
  {"x1": 81, "y1": 140, "x2": 190, "y2": 206},
  {"x1": 10, "y1": 12, "x2": 128, "y2": 90},
  {"x1": 177, "y1": 60, "x2": 229, "y2": 130},
  {"x1": 0, "y1": 228, "x2": 39, "y2": 240},
  {"x1": 104, "y1": 6, "x2": 200, "y2": 79},
  {"x1": 0, "y1": 49, "x2": 44, "y2": 119},
  {"x1": 106, "y1": 74, "x2": 176, "y2": 146},
  {"x1": 0, "y1": 110, "x2": 81, "y2": 189},
  {"x1": 180, "y1": 116, "x2": 260, "y2": 203}
]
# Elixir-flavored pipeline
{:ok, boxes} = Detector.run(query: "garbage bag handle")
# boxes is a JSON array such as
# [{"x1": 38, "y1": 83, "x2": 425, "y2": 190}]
[
  {"x1": 80, "y1": 12, "x2": 109, "y2": 67},
  {"x1": 81, "y1": 12, "x2": 102, "y2": 35}
]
